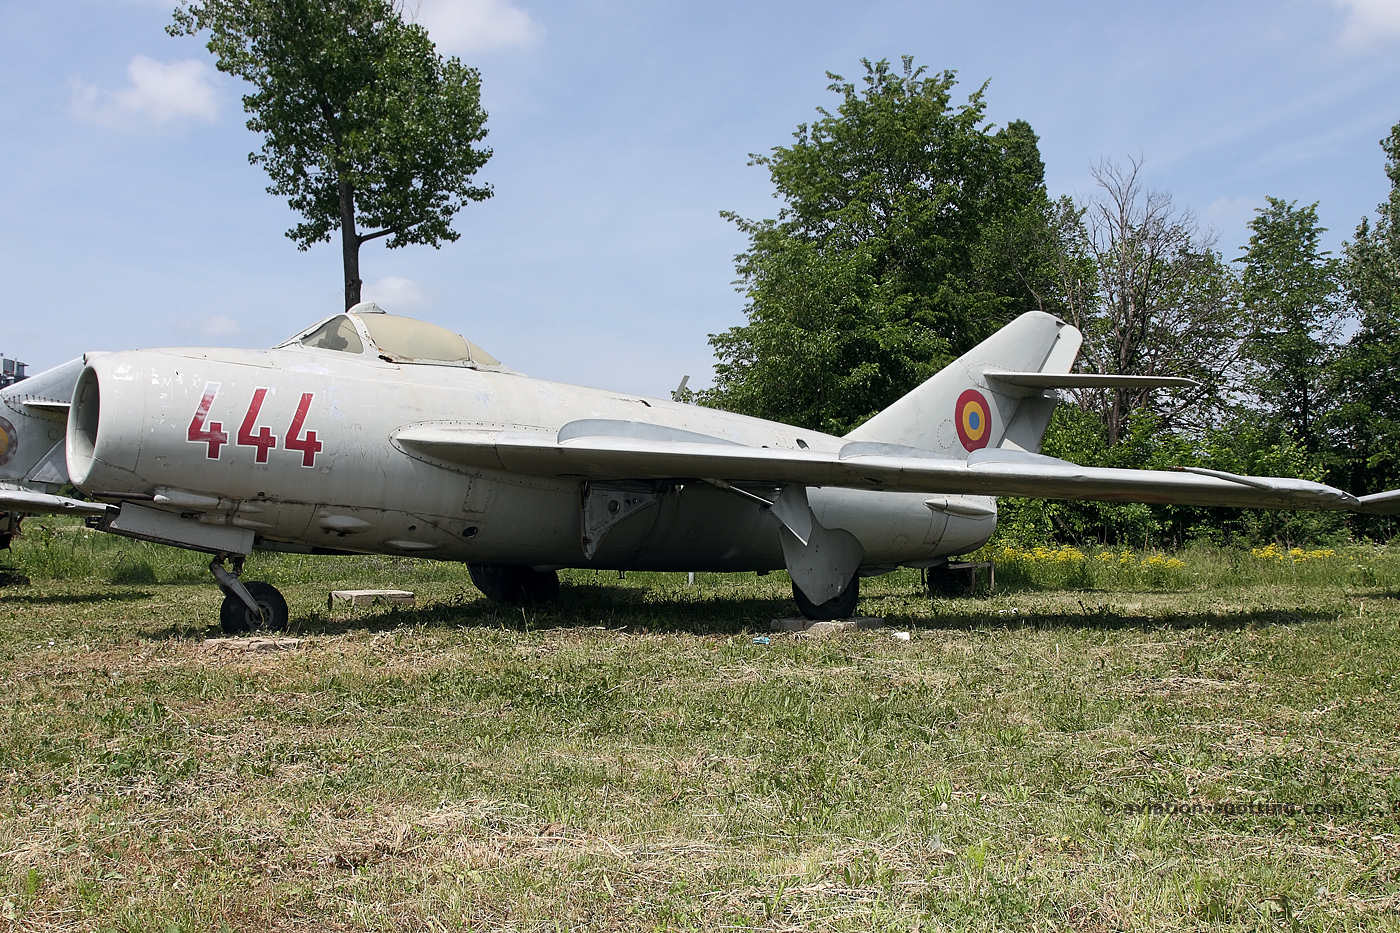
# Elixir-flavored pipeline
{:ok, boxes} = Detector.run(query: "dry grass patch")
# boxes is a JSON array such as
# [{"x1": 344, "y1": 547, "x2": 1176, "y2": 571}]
[{"x1": 1, "y1": 534, "x2": 1400, "y2": 929}]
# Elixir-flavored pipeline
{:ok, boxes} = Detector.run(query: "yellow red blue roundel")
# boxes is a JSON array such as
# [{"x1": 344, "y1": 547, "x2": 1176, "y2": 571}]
[
  {"x1": 0, "y1": 416, "x2": 15, "y2": 468},
  {"x1": 955, "y1": 389, "x2": 991, "y2": 451}
]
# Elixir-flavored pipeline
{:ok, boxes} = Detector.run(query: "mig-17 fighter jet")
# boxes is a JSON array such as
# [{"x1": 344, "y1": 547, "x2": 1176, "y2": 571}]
[{"x1": 4, "y1": 303, "x2": 1397, "y2": 631}]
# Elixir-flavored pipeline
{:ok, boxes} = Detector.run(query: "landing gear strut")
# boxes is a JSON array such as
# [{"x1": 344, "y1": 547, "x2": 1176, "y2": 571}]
[
  {"x1": 467, "y1": 563, "x2": 560, "y2": 605},
  {"x1": 210, "y1": 554, "x2": 288, "y2": 634},
  {"x1": 792, "y1": 575, "x2": 860, "y2": 621}
]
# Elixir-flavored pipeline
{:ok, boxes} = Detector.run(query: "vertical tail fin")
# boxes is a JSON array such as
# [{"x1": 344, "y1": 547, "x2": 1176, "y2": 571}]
[{"x1": 844, "y1": 311, "x2": 1081, "y2": 457}]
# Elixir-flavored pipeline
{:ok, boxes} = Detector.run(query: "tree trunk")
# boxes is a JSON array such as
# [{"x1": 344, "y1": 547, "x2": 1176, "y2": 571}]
[{"x1": 338, "y1": 176, "x2": 362, "y2": 310}]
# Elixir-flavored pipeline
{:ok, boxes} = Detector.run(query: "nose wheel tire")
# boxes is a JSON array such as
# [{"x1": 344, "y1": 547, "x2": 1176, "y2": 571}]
[
  {"x1": 219, "y1": 581, "x2": 289, "y2": 634},
  {"x1": 792, "y1": 576, "x2": 860, "y2": 620}
]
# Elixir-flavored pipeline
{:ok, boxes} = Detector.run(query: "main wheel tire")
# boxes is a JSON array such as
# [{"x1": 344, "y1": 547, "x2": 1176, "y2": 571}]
[
  {"x1": 518, "y1": 567, "x2": 560, "y2": 604},
  {"x1": 467, "y1": 563, "x2": 518, "y2": 603},
  {"x1": 219, "y1": 581, "x2": 289, "y2": 634},
  {"x1": 791, "y1": 576, "x2": 859, "y2": 621},
  {"x1": 467, "y1": 564, "x2": 560, "y2": 605}
]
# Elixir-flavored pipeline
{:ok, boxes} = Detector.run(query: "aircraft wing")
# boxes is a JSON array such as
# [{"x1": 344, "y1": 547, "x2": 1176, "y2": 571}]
[
  {"x1": 0, "y1": 485, "x2": 110, "y2": 517},
  {"x1": 394, "y1": 419, "x2": 1372, "y2": 513},
  {"x1": 1356, "y1": 489, "x2": 1400, "y2": 515}
]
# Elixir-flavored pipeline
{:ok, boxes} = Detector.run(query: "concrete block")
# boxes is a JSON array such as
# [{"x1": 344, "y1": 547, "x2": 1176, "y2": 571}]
[
  {"x1": 771, "y1": 617, "x2": 812, "y2": 633},
  {"x1": 770, "y1": 616, "x2": 885, "y2": 636}
]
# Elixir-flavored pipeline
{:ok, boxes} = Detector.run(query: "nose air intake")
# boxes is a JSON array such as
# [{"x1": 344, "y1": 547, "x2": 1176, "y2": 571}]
[{"x1": 66, "y1": 366, "x2": 102, "y2": 487}]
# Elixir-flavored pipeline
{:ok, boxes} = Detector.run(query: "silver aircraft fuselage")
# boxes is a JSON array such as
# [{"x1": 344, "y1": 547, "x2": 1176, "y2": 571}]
[
  {"x1": 12, "y1": 304, "x2": 1391, "y2": 627},
  {"x1": 66, "y1": 340, "x2": 992, "y2": 573}
]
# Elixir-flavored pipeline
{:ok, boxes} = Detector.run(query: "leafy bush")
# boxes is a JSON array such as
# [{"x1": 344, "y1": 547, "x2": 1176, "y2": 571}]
[{"x1": 975, "y1": 542, "x2": 1390, "y2": 592}]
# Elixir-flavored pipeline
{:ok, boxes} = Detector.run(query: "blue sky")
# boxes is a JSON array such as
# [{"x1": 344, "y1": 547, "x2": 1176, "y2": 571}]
[{"x1": 3, "y1": 0, "x2": 1399, "y2": 397}]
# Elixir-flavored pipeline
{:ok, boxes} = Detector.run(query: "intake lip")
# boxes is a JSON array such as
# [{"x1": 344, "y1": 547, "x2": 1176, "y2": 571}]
[{"x1": 66, "y1": 366, "x2": 101, "y2": 487}]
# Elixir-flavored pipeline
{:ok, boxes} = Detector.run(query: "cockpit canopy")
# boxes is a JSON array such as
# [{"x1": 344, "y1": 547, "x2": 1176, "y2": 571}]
[{"x1": 283, "y1": 303, "x2": 502, "y2": 369}]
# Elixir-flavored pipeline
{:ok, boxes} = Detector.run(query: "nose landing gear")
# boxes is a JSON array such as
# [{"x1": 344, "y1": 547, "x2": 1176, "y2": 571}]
[{"x1": 210, "y1": 554, "x2": 289, "y2": 634}]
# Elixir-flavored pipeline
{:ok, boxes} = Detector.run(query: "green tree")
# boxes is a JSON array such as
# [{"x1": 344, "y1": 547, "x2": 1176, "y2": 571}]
[
  {"x1": 702, "y1": 57, "x2": 1059, "y2": 434},
  {"x1": 1195, "y1": 420, "x2": 1344, "y2": 546},
  {"x1": 1333, "y1": 121, "x2": 1400, "y2": 498},
  {"x1": 171, "y1": 0, "x2": 492, "y2": 308},
  {"x1": 1235, "y1": 198, "x2": 1343, "y2": 450},
  {"x1": 994, "y1": 406, "x2": 1175, "y2": 548}
]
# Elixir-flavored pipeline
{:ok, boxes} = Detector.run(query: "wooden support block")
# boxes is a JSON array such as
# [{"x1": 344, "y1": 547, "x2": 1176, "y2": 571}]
[
  {"x1": 204, "y1": 637, "x2": 303, "y2": 652},
  {"x1": 928, "y1": 560, "x2": 995, "y2": 595},
  {"x1": 328, "y1": 589, "x2": 416, "y2": 611}
]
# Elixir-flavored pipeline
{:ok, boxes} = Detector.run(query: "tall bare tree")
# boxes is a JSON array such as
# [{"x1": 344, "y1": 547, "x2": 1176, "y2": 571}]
[{"x1": 1064, "y1": 158, "x2": 1244, "y2": 444}]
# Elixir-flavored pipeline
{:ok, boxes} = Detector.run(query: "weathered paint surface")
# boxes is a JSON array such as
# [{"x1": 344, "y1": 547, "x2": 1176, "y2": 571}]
[{"x1": 64, "y1": 313, "x2": 996, "y2": 574}]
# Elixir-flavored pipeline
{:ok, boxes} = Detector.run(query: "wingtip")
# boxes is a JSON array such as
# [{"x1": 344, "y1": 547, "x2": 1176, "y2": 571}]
[{"x1": 1356, "y1": 489, "x2": 1400, "y2": 514}]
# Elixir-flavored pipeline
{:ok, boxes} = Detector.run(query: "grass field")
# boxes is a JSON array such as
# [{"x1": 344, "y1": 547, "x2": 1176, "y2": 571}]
[{"x1": 2, "y1": 520, "x2": 1399, "y2": 931}]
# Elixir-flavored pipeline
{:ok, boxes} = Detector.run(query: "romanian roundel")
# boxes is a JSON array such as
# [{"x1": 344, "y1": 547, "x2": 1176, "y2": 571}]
[
  {"x1": 0, "y1": 415, "x2": 15, "y2": 468},
  {"x1": 955, "y1": 389, "x2": 991, "y2": 452}
]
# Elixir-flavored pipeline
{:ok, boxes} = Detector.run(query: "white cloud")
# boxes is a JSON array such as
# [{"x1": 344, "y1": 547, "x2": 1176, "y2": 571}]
[
  {"x1": 1333, "y1": 0, "x2": 1400, "y2": 46},
  {"x1": 410, "y1": 0, "x2": 542, "y2": 54},
  {"x1": 362, "y1": 277, "x2": 436, "y2": 312},
  {"x1": 71, "y1": 55, "x2": 220, "y2": 128}
]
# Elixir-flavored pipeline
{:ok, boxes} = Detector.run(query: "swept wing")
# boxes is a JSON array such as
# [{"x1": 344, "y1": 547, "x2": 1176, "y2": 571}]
[{"x1": 393, "y1": 419, "x2": 1371, "y2": 513}]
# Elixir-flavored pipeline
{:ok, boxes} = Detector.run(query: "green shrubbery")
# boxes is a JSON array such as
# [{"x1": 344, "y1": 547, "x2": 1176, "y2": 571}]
[
  {"x1": 1, "y1": 517, "x2": 513, "y2": 591},
  {"x1": 5, "y1": 520, "x2": 210, "y2": 584},
  {"x1": 978, "y1": 540, "x2": 1394, "y2": 592}
]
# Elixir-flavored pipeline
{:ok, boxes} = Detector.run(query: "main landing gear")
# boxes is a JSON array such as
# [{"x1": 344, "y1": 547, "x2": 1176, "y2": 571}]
[
  {"x1": 792, "y1": 575, "x2": 860, "y2": 620},
  {"x1": 467, "y1": 563, "x2": 560, "y2": 605},
  {"x1": 210, "y1": 554, "x2": 289, "y2": 634}
]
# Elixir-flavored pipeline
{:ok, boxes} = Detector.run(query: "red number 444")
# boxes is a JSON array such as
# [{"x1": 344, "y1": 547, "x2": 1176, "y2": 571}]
[{"x1": 188, "y1": 383, "x2": 322, "y2": 467}]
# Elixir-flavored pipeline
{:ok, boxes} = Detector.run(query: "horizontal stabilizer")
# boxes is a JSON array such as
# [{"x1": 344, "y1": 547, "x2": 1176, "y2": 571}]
[
  {"x1": 984, "y1": 371, "x2": 1198, "y2": 391},
  {"x1": 21, "y1": 400, "x2": 70, "y2": 415}
]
